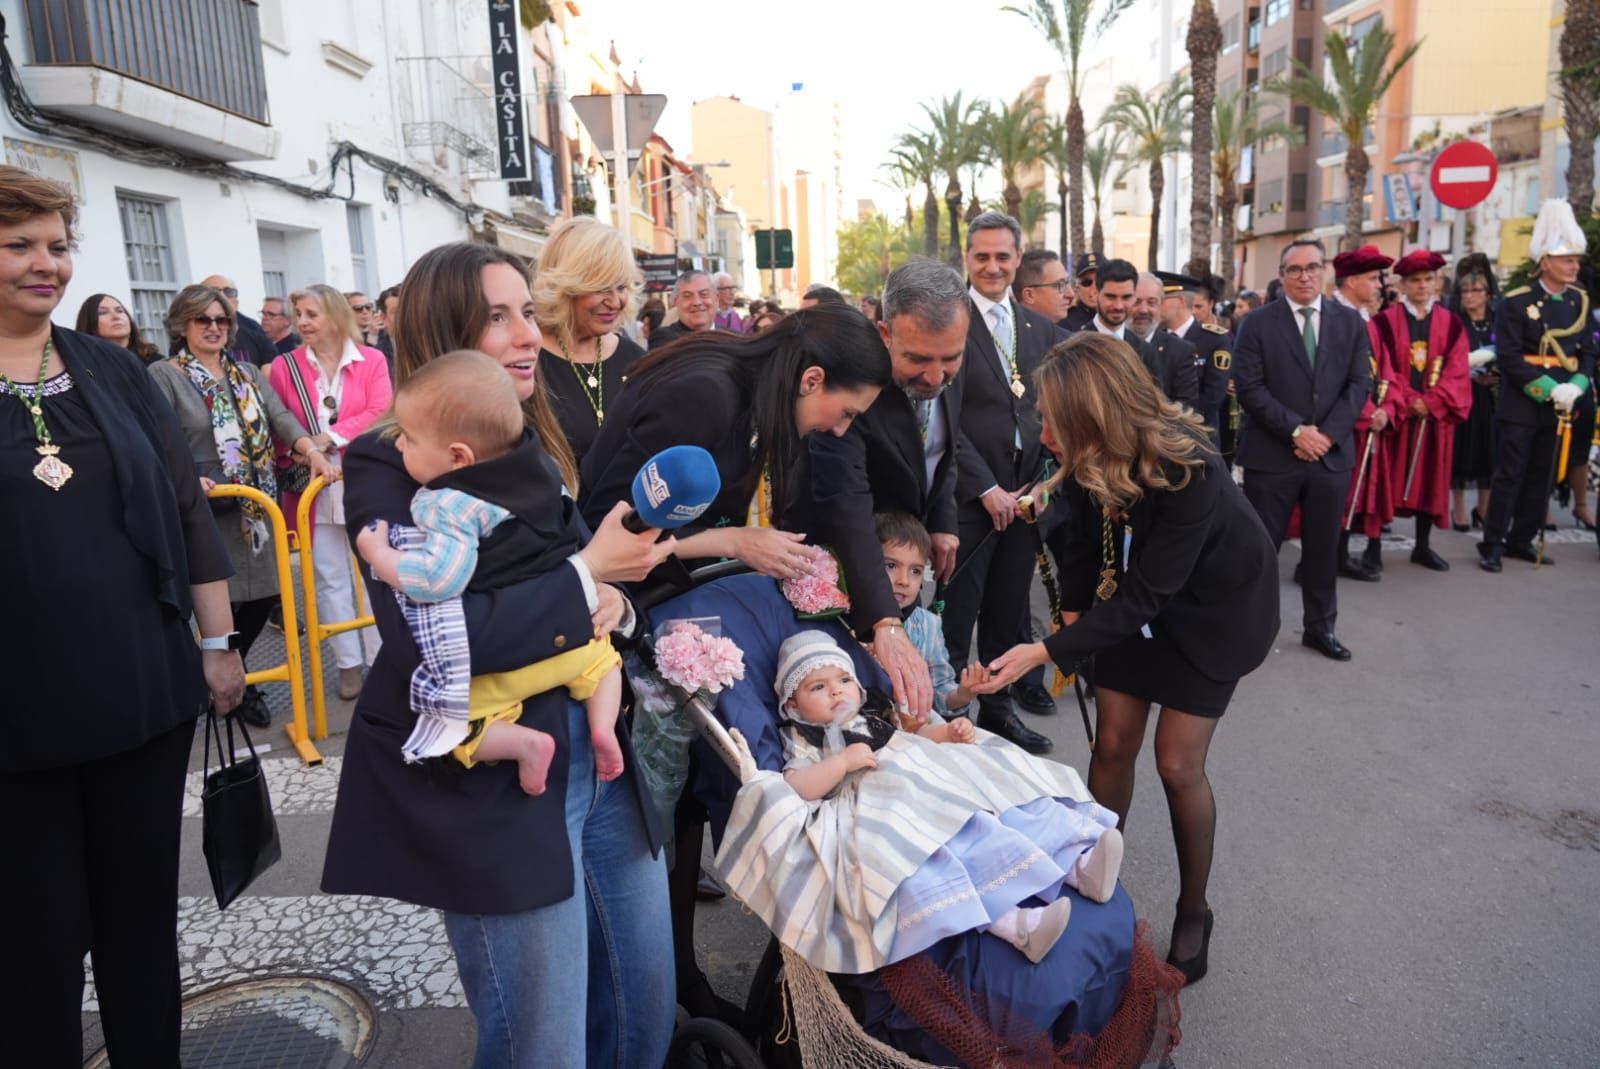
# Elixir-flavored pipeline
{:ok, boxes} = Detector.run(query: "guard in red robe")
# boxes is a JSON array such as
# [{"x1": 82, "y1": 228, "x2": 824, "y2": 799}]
[
  {"x1": 1331, "y1": 245, "x2": 1403, "y2": 580},
  {"x1": 1376, "y1": 250, "x2": 1472, "y2": 571}
]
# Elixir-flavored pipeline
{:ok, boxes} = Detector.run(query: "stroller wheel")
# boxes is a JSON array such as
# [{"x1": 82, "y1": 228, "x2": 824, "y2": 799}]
[{"x1": 664, "y1": 1017, "x2": 765, "y2": 1069}]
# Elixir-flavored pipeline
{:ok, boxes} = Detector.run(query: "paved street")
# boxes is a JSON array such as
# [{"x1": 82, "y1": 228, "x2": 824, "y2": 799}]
[{"x1": 86, "y1": 520, "x2": 1600, "y2": 1068}]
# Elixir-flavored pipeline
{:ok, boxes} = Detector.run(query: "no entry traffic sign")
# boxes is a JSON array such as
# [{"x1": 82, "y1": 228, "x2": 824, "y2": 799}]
[{"x1": 1430, "y1": 141, "x2": 1498, "y2": 210}]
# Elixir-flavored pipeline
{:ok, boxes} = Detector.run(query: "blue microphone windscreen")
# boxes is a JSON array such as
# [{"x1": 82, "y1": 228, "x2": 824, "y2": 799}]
[{"x1": 630, "y1": 446, "x2": 722, "y2": 529}]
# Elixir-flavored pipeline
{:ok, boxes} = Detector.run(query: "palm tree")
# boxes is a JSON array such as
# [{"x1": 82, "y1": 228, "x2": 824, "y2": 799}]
[
  {"x1": 880, "y1": 153, "x2": 919, "y2": 238},
  {"x1": 1185, "y1": 0, "x2": 1222, "y2": 279},
  {"x1": 1268, "y1": 20, "x2": 1422, "y2": 251},
  {"x1": 990, "y1": 92, "x2": 1049, "y2": 221},
  {"x1": 1560, "y1": 0, "x2": 1600, "y2": 215},
  {"x1": 1084, "y1": 128, "x2": 1132, "y2": 258},
  {"x1": 1041, "y1": 115, "x2": 1074, "y2": 259},
  {"x1": 837, "y1": 214, "x2": 918, "y2": 298},
  {"x1": 892, "y1": 131, "x2": 942, "y2": 259},
  {"x1": 1211, "y1": 88, "x2": 1303, "y2": 284},
  {"x1": 924, "y1": 92, "x2": 990, "y2": 265},
  {"x1": 1103, "y1": 78, "x2": 1191, "y2": 270},
  {"x1": 1005, "y1": 0, "x2": 1136, "y2": 259}
]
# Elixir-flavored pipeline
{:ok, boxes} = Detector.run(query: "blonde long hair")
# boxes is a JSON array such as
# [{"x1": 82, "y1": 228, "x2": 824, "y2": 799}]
[
  {"x1": 291, "y1": 283, "x2": 360, "y2": 353},
  {"x1": 1035, "y1": 332, "x2": 1211, "y2": 512},
  {"x1": 532, "y1": 217, "x2": 642, "y2": 349}
]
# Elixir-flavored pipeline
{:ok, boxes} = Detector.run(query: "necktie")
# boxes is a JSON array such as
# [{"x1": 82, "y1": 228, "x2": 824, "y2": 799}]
[
  {"x1": 991, "y1": 301, "x2": 1015, "y2": 372},
  {"x1": 1299, "y1": 306, "x2": 1317, "y2": 367},
  {"x1": 914, "y1": 398, "x2": 932, "y2": 443}
]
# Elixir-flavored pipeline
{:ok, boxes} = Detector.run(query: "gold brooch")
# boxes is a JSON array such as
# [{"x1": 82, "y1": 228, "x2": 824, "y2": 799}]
[{"x1": 1527, "y1": 304, "x2": 1541, "y2": 321}]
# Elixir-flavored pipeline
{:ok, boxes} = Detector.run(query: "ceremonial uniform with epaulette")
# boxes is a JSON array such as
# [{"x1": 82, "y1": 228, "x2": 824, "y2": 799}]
[
  {"x1": 1479, "y1": 199, "x2": 1600, "y2": 570},
  {"x1": 1153, "y1": 271, "x2": 1235, "y2": 450}
]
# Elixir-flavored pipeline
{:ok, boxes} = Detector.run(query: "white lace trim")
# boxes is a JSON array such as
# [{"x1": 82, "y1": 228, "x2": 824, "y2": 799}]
[{"x1": 5, "y1": 371, "x2": 74, "y2": 398}]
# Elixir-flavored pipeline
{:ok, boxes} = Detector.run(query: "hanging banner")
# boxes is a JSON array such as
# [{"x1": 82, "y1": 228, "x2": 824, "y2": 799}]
[{"x1": 488, "y1": 0, "x2": 529, "y2": 181}]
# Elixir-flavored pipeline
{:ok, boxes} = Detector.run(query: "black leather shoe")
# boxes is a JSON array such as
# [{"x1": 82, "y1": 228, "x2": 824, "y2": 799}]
[
  {"x1": 977, "y1": 708, "x2": 1053, "y2": 754},
  {"x1": 1012, "y1": 680, "x2": 1057, "y2": 715},
  {"x1": 1477, "y1": 543, "x2": 1503, "y2": 572},
  {"x1": 1505, "y1": 543, "x2": 1551, "y2": 564},
  {"x1": 1291, "y1": 562, "x2": 1303, "y2": 586},
  {"x1": 1338, "y1": 556, "x2": 1380, "y2": 581},
  {"x1": 1166, "y1": 908, "x2": 1214, "y2": 987},
  {"x1": 696, "y1": 868, "x2": 726, "y2": 902},
  {"x1": 1410, "y1": 546, "x2": 1450, "y2": 571},
  {"x1": 1301, "y1": 631, "x2": 1352, "y2": 661},
  {"x1": 237, "y1": 686, "x2": 271, "y2": 728}
]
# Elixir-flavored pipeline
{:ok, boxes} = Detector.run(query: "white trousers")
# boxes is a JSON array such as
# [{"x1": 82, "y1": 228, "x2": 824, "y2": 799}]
[{"x1": 312, "y1": 520, "x2": 381, "y2": 670}]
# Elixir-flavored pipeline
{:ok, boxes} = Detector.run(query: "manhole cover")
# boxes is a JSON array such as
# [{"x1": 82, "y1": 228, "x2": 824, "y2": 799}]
[{"x1": 86, "y1": 974, "x2": 377, "y2": 1068}]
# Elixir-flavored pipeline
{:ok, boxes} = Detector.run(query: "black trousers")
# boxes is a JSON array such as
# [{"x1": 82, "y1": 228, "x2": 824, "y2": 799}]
[
  {"x1": 231, "y1": 594, "x2": 279, "y2": 668},
  {"x1": 1483, "y1": 420, "x2": 1556, "y2": 548},
  {"x1": 0, "y1": 717, "x2": 196, "y2": 1068},
  {"x1": 1244, "y1": 463, "x2": 1351, "y2": 634},
  {"x1": 942, "y1": 489, "x2": 1041, "y2": 716}
]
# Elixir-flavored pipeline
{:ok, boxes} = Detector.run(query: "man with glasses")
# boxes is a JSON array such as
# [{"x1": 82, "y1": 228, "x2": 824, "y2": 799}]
[
  {"x1": 259, "y1": 297, "x2": 300, "y2": 355},
  {"x1": 344, "y1": 290, "x2": 394, "y2": 364},
  {"x1": 1013, "y1": 249, "x2": 1072, "y2": 325},
  {"x1": 648, "y1": 271, "x2": 717, "y2": 349},
  {"x1": 711, "y1": 272, "x2": 747, "y2": 333},
  {"x1": 199, "y1": 273, "x2": 276, "y2": 366},
  {"x1": 1234, "y1": 239, "x2": 1372, "y2": 662},
  {"x1": 1060, "y1": 253, "x2": 1100, "y2": 331}
]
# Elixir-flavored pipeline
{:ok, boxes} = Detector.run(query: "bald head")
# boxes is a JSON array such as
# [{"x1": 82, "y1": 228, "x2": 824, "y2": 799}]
[
  {"x1": 201, "y1": 275, "x2": 238, "y2": 312},
  {"x1": 1131, "y1": 273, "x2": 1164, "y2": 339}
]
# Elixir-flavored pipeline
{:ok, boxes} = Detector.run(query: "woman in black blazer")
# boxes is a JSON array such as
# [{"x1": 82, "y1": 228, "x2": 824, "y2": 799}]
[
  {"x1": 579, "y1": 302, "x2": 892, "y2": 584},
  {"x1": 322, "y1": 241, "x2": 679, "y2": 1068},
  {"x1": 977, "y1": 332, "x2": 1279, "y2": 986}
]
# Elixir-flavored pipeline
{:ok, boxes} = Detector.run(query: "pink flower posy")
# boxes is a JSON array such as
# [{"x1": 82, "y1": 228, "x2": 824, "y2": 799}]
[
  {"x1": 655, "y1": 622, "x2": 746, "y2": 696},
  {"x1": 781, "y1": 553, "x2": 850, "y2": 614}
]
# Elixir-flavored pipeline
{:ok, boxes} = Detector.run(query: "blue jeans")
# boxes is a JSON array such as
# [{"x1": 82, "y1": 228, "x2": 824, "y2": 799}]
[{"x1": 443, "y1": 702, "x2": 674, "y2": 1069}]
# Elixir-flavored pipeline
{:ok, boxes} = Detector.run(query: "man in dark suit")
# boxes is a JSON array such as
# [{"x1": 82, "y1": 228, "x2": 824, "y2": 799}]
[
  {"x1": 944, "y1": 212, "x2": 1066, "y2": 753},
  {"x1": 1059, "y1": 253, "x2": 1100, "y2": 332},
  {"x1": 1158, "y1": 270, "x2": 1233, "y2": 439},
  {"x1": 786, "y1": 261, "x2": 969, "y2": 717},
  {"x1": 1079, "y1": 259, "x2": 1188, "y2": 402},
  {"x1": 647, "y1": 271, "x2": 716, "y2": 349},
  {"x1": 1235, "y1": 239, "x2": 1372, "y2": 661},
  {"x1": 1130, "y1": 271, "x2": 1200, "y2": 406}
]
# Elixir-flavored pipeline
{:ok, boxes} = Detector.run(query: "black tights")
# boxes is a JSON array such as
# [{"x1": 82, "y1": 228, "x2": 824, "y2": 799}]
[
  {"x1": 1087, "y1": 688, "x2": 1219, "y2": 960},
  {"x1": 230, "y1": 595, "x2": 279, "y2": 670}
]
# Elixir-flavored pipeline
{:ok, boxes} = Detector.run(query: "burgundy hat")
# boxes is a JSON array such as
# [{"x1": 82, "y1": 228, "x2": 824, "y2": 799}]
[
  {"x1": 1393, "y1": 249, "x2": 1447, "y2": 277},
  {"x1": 1332, "y1": 244, "x2": 1394, "y2": 279}
]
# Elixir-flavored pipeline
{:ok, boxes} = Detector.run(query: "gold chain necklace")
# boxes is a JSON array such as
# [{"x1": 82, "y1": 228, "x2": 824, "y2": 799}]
[
  {"x1": 1096, "y1": 506, "x2": 1119, "y2": 601},
  {"x1": 0, "y1": 338, "x2": 72, "y2": 490},
  {"x1": 558, "y1": 328, "x2": 606, "y2": 425}
]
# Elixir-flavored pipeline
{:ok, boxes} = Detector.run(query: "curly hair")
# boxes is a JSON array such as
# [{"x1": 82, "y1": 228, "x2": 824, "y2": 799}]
[
  {"x1": 532, "y1": 216, "x2": 642, "y2": 348},
  {"x1": 1034, "y1": 332, "x2": 1211, "y2": 512}
]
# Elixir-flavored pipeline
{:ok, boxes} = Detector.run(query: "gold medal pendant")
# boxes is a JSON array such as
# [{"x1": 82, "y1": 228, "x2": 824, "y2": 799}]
[
  {"x1": 1095, "y1": 568, "x2": 1118, "y2": 601},
  {"x1": 1011, "y1": 378, "x2": 1026, "y2": 399},
  {"x1": 32, "y1": 443, "x2": 72, "y2": 490},
  {"x1": 586, "y1": 374, "x2": 599, "y2": 388}
]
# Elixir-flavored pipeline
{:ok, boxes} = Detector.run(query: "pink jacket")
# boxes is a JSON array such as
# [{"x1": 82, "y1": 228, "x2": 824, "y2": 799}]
[{"x1": 268, "y1": 342, "x2": 393, "y2": 526}]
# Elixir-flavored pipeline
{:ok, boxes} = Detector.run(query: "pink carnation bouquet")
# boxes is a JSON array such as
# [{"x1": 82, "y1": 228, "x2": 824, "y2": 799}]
[
  {"x1": 781, "y1": 548, "x2": 851, "y2": 619},
  {"x1": 653, "y1": 619, "x2": 746, "y2": 697}
]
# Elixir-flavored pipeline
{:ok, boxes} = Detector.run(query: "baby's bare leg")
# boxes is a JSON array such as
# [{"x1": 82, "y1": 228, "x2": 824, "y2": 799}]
[
  {"x1": 587, "y1": 667, "x2": 625, "y2": 782},
  {"x1": 474, "y1": 721, "x2": 557, "y2": 796}
]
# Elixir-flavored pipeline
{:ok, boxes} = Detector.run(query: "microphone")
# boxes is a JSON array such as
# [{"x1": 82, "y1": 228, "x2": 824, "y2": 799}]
[{"x1": 622, "y1": 445, "x2": 722, "y2": 534}]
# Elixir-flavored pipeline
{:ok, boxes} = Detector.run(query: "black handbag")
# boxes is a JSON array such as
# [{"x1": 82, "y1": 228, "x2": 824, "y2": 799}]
[
  {"x1": 279, "y1": 351, "x2": 326, "y2": 494},
  {"x1": 201, "y1": 706, "x2": 283, "y2": 909}
]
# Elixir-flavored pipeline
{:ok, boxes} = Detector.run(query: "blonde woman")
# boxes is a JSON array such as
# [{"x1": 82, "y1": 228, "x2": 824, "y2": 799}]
[
  {"x1": 533, "y1": 217, "x2": 645, "y2": 462},
  {"x1": 267, "y1": 283, "x2": 392, "y2": 699},
  {"x1": 975, "y1": 331, "x2": 1279, "y2": 986}
]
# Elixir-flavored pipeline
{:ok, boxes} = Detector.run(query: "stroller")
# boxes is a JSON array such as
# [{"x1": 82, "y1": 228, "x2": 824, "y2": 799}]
[{"x1": 632, "y1": 567, "x2": 1183, "y2": 1069}]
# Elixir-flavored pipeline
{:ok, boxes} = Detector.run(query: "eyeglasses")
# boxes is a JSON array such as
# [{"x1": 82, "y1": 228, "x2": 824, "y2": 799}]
[
  {"x1": 260, "y1": 308, "x2": 287, "y2": 319},
  {"x1": 191, "y1": 315, "x2": 232, "y2": 329},
  {"x1": 1281, "y1": 264, "x2": 1325, "y2": 279},
  {"x1": 219, "y1": 287, "x2": 239, "y2": 299},
  {"x1": 1027, "y1": 280, "x2": 1071, "y2": 293},
  {"x1": 1459, "y1": 285, "x2": 1488, "y2": 294},
  {"x1": 350, "y1": 302, "x2": 374, "y2": 313},
  {"x1": 716, "y1": 285, "x2": 736, "y2": 293}
]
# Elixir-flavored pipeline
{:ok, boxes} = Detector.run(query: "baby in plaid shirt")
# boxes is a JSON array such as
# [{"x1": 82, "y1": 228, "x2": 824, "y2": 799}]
[{"x1": 357, "y1": 351, "x2": 622, "y2": 795}]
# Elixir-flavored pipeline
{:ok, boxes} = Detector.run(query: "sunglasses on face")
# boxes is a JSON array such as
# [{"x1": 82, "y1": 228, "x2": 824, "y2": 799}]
[
  {"x1": 192, "y1": 315, "x2": 232, "y2": 329},
  {"x1": 219, "y1": 287, "x2": 239, "y2": 299},
  {"x1": 350, "y1": 302, "x2": 373, "y2": 313}
]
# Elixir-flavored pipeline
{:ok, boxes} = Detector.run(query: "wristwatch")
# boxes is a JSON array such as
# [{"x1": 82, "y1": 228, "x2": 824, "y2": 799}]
[{"x1": 199, "y1": 631, "x2": 242, "y2": 652}]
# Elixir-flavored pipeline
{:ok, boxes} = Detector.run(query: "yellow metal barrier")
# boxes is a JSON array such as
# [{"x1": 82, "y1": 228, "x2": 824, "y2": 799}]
[
  {"x1": 297, "y1": 475, "x2": 377, "y2": 742},
  {"x1": 206, "y1": 484, "x2": 321, "y2": 766}
]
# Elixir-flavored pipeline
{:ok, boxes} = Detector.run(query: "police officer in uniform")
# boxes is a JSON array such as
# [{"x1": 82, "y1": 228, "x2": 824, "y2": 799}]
[
  {"x1": 1158, "y1": 271, "x2": 1234, "y2": 449},
  {"x1": 1060, "y1": 253, "x2": 1101, "y2": 332},
  {"x1": 1479, "y1": 199, "x2": 1600, "y2": 571}
]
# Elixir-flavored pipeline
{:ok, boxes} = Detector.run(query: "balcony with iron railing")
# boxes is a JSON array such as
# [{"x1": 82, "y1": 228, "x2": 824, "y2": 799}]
[
  {"x1": 20, "y1": 0, "x2": 277, "y2": 160},
  {"x1": 396, "y1": 56, "x2": 497, "y2": 179}
]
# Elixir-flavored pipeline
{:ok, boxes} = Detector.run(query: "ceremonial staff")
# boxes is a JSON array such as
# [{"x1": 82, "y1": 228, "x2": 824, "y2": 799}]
[
  {"x1": 1402, "y1": 354, "x2": 1444, "y2": 501},
  {"x1": 1345, "y1": 377, "x2": 1390, "y2": 531},
  {"x1": 1018, "y1": 493, "x2": 1095, "y2": 748},
  {"x1": 1539, "y1": 408, "x2": 1574, "y2": 567}
]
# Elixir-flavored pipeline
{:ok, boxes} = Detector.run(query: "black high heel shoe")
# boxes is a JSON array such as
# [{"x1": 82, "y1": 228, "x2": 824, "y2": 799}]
[
  {"x1": 1166, "y1": 908, "x2": 1214, "y2": 986},
  {"x1": 1452, "y1": 518, "x2": 1470, "y2": 532},
  {"x1": 1471, "y1": 507, "x2": 1484, "y2": 530}
]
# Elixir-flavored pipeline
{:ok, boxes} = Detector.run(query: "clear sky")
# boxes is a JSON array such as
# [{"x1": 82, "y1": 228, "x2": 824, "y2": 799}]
[{"x1": 584, "y1": 1, "x2": 1070, "y2": 212}]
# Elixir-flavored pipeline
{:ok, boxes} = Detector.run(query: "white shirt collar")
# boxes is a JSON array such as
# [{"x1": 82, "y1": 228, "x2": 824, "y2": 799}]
[
  {"x1": 1094, "y1": 315, "x2": 1125, "y2": 340},
  {"x1": 1173, "y1": 315, "x2": 1196, "y2": 338},
  {"x1": 1330, "y1": 289, "x2": 1369, "y2": 321},
  {"x1": 1288, "y1": 294, "x2": 1324, "y2": 318},
  {"x1": 1405, "y1": 297, "x2": 1436, "y2": 319},
  {"x1": 969, "y1": 285, "x2": 1012, "y2": 321}
]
